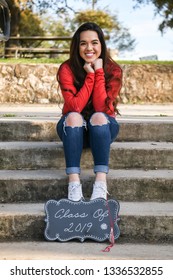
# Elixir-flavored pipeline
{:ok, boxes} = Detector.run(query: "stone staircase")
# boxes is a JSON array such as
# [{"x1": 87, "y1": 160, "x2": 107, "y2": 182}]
[{"x1": 0, "y1": 109, "x2": 173, "y2": 259}]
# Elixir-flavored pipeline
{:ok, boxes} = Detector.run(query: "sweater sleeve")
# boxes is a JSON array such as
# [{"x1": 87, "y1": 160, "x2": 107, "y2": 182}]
[
  {"x1": 92, "y1": 66, "x2": 122, "y2": 113},
  {"x1": 58, "y1": 63, "x2": 95, "y2": 113}
]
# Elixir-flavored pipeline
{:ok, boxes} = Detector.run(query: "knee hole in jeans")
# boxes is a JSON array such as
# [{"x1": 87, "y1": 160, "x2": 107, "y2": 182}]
[
  {"x1": 65, "y1": 112, "x2": 83, "y2": 127},
  {"x1": 90, "y1": 112, "x2": 109, "y2": 126}
]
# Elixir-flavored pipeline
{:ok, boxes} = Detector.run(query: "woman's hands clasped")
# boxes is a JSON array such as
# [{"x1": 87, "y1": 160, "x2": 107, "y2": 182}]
[{"x1": 83, "y1": 58, "x2": 103, "y2": 73}]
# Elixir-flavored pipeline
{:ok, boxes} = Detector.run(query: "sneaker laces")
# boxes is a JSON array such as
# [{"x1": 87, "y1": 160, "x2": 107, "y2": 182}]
[
  {"x1": 91, "y1": 181, "x2": 109, "y2": 200},
  {"x1": 68, "y1": 182, "x2": 83, "y2": 201}
]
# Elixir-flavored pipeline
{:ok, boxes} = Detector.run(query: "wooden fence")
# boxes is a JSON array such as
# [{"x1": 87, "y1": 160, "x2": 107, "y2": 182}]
[{"x1": 3, "y1": 36, "x2": 71, "y2": 58}]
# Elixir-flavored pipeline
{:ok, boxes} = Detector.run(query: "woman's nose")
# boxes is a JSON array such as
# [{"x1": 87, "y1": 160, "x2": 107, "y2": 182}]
[{"x1": 86, "y1": 43, "x2": 92, "y2": 50}]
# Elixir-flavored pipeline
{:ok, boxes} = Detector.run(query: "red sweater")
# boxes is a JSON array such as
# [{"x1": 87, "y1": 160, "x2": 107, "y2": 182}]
[{"x1": 57, "y1": 59, "x2": 122, "y2": 117}]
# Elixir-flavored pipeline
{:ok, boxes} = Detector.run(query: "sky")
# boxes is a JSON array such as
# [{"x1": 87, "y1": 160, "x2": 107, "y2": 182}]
[{"x1": 71, "y1": 0, "x2": 173, "y2": 60}]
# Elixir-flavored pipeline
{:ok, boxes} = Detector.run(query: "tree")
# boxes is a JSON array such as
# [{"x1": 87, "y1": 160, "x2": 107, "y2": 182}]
[
  {"x1": 6, "y1": 0, "x2": 20, "y2": 36},
  {"x1": 133, "y1": 0, "x2": 173, "y2": 32},
  {"x1": 5, "y1": 0, "x2": 70, "y2": 37},
  {"x1": 19, "y1": 9, "x2": 45, "y2": 47},
  {"x1": 5, "y1": 0, "x2": 45, "y2": 54},
  {"x1": 5, "y1": 0, "x2": 136, "y2": 54},
  {"x1": 41, "y1": 16, "x2": 72, "y2": 48},
  {"x1": 6, "y1": 1, "x2": 45, "y2": 37},
  {"x1": 35, "y1": 0, "x2": 136, "y2": 53},
  {"x1": 80, "y1": 0, "x2": 99, "y2": 10},
  {"x1": 75, "y1": 9, "x2": 136, "y2": 52}
]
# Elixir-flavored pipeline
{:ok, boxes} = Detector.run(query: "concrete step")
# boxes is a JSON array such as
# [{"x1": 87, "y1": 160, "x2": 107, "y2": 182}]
[
  {"x1": 0, "y1": 242, "x2": 172, "y2": 259},
  {"x1": 0, "y1": 105, "x2": 172, "y2": 255},
  {"x1": 0, "y1": 118, "x2": 173, "y2": 142},
  {"x1": 0, "y1": 169, "x2": 173, "y2": 203},
  {"x1": 0, "y1": 141, "x2": 173, "y2": 170},
  {"x1": 0, "y1": 104, "x2": 173, "y2": 117},
  {"x1": 0, "y1": 202, "x2": 172, "y2": 243}
]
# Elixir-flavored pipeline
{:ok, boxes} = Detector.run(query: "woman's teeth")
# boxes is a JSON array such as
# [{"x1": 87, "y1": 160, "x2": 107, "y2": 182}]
[{"x1": 85, "y1": 53, "x2": 94, "y2": 57}]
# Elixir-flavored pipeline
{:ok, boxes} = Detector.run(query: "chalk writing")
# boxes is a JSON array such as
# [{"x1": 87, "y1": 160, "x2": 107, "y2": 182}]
[
  {"x1": 64, "y1": 222, "x2": 93, "y2": 233},
  {"x1": 55, "y1": 208, "x2": 88, "y2": 219},
  {"x1": 44, "y1": 198, "x2": 120, "y2": 242},
  {"x1": 93, "y1": 209, "x2": 109, "y2": 222}
]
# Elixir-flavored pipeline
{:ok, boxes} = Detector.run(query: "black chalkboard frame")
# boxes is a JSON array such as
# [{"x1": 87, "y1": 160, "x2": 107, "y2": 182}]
[{"x1": 44, "y1": 198, "x2": 120, "y2": 243}]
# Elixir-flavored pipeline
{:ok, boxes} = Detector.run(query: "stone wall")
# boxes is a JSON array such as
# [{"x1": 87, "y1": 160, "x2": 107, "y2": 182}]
[
  {"x1": 0, "y1": 63, "x2": 173, "y2": 104},
  {"x1": 121, "y1": 64, "x2": 173, "y2": 103}
]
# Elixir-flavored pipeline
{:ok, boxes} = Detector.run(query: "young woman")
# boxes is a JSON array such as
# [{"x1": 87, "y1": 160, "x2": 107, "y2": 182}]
[{"x1": 56, "y1": 22, "x2": 122, "y2": 201}]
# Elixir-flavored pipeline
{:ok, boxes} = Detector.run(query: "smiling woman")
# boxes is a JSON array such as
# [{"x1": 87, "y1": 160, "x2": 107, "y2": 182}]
[
  {"x1": 79, "y1": 30, "x2": 101, "y2": 65},
  {"x1": 0, "y1": 0, "x2": 10, "y2": 41},
  {"x1": 56, "y1": 22, "x2": 122, "y2": 202}
]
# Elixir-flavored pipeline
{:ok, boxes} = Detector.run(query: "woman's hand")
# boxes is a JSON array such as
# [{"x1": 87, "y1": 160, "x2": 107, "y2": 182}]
[
  {"x1": 92, "y1": 58, "x2": 103, "y2": 71},
  {"x1": 83, "y1": 58, "x2": 103, "y2": 73},
  {"x1": 83, "y1": 62, "x2": 94, "y2": 73}
]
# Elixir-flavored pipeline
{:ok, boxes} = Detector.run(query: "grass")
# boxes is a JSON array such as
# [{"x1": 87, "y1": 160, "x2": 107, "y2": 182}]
[
  {"x1": 118, "y1": 60, "x2": 173, "y2": 65},
  {"x1": 0, "y1": 58, "x2": 66, "y2": 64},
  {"x1": 0, "y1": 58, "x2": 173, "y2": 65},
  {"x1": 2, "y1": 114, "x2": 16, "y2": 117}
]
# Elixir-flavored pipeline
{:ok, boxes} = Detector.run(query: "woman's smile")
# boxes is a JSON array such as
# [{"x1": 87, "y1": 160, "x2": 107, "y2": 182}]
[{"x1": 79, "y1": 30, "x2": 101, "y2": 62}]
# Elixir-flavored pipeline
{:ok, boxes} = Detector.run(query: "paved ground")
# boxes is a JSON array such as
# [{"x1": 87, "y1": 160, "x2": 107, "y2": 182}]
[
  {"x1": 0, "y1": 103, "x2": 173, "y2": 119},
  {"x1": 0, "y1": 242, "x2": 173, "y2": 260}
]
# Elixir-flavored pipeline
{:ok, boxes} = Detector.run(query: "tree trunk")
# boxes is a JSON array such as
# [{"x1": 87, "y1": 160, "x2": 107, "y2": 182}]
[{"x1": 5, "y1": 0, "x2": 20, "y2": 57}]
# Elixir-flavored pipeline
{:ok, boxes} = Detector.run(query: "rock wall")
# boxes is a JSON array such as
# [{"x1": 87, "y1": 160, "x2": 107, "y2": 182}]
[
  {"x1": 121, "y1": 64, "x2": 173, "y2": 103},
  {"x1": 0, "y1": 63, "x2": 173, "y2": 104},
  {"x1": 0, "y1": 63, "x2": 58, "y2": 104}
]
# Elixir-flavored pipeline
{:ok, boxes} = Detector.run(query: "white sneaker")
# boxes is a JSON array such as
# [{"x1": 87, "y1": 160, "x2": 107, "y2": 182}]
[
  {"x1": 68, "y1": 182, "x2": 83, "y2": 201},
  {"x1": 90, "y1": 181, "x2": 108, "y2": 200}
]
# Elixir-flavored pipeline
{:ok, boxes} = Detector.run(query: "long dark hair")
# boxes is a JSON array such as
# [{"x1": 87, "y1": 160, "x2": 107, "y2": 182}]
[
  {"x1": 58, "y1": 22, "x2": 122, "y2": 116},
  {"x1": 69, "y1": 22, "x2": 108, "y2": 90}
]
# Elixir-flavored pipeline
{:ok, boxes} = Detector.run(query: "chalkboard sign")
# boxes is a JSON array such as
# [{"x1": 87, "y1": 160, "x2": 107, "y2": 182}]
[{"x1": 44, "y1": 198, "x2": 120, "y2": 242}]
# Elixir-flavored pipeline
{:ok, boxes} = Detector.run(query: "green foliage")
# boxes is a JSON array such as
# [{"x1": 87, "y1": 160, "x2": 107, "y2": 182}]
[
  {"x1": 1, "y1": 58, "x2": 173, "y2": 64},
  {"x1": 0, "y1": 57, "x2": 68, "y2": 63},
  {"x1": 5, "y1": 1, "x2": 136, "y2": 55},
  {"x1": 2, "y1": 114, "x2": 16, "y2": 117},
  {"x1": 19, "y1": 9, "x2": 45, "y2": 47},
  {"x1": 19, "y1": 9, "x2": 44, "y2": 37},
  {"x1": 40, "y1": 17, "x2": 71, "y2": 49},
  {"x1": 74, "y1": 9, "x2": 136, "y2": 52},
  {"x1": 117, "y1": 60, "x2": 173, "y2": 64},
  {"x1": 75, "y1": 10, "x2": 119, "y2": 31},
  {"x1": 133, "y1": 0, "x2": 173, "y2": 32}
]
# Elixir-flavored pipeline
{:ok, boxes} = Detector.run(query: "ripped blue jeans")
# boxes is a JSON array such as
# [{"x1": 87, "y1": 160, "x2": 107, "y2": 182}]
[{"x1": 56, "y1": 112, "x2": 119, "y2": 175}]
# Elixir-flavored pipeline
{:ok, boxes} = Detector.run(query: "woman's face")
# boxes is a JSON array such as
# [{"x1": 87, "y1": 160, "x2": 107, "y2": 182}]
[{"x1": 79, "y1": 30, "x2": 102, "y2": 63}]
